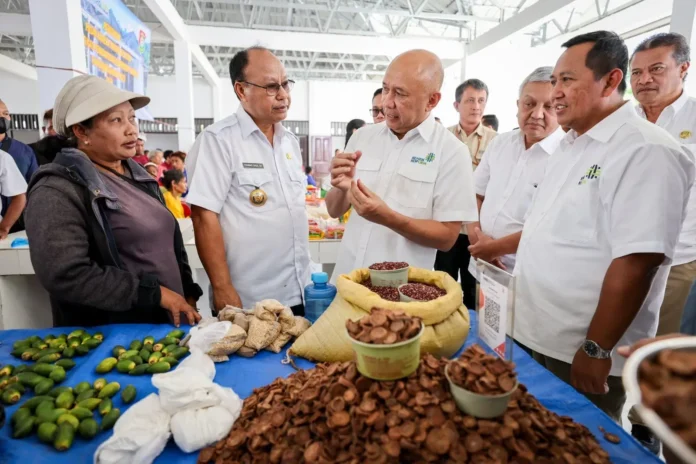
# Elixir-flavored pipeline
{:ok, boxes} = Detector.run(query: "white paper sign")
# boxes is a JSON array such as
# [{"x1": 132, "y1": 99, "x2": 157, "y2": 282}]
[
  {"x1": 478, "y1": 273, "x2": 509, "y2": 359},
  {"x1": 467, "y1": 257, "x2": 479, "y2": 281}
]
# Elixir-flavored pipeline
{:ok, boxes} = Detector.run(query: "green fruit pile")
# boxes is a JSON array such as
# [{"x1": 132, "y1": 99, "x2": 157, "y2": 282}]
[
  {"x1": 97, "y1": 329, "x2": 188, "y2": 375},
  {"x1": 10, "y1": 330, "x2": 104, "y2": 363},
  {"x1": 10, "y1": 378, "x2": 137, "y2": 451},
  {"x1": 0, "y1": 359, "x2": 77, "y2": 406}
]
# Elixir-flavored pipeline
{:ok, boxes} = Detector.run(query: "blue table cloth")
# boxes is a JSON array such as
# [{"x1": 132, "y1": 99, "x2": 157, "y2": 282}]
[{"x1": 0, "y1": 311, "x2": 660, "y2": 463}]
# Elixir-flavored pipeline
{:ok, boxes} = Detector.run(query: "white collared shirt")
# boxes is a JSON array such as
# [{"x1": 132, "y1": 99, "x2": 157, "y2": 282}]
[
  {"x1": 186, "y1": 106, "x2": 310, "y2": 308},
  {"x1": 636, "y1": 92, "x2": 696, "y2": 265},
  {"x1": 331, "y1": 117, "x2": 478, "y2": 282},
  {"x1": 474, "y1": 127, "x2": 564, "y2": 270},
  {"x1": 0, "y1": 148, "x2": 27, "y2": 222},
  {"x1": 513, "y1": 102, "x2": 695, "y2": 376}
]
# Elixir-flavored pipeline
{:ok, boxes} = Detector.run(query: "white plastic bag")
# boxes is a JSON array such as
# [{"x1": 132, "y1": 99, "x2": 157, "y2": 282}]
[
  {"x1": 152, "y1": 362, "x2": 220, "y2": 414},
  {"x1": 185, "y1": 320, "x2": 233, "y2": 355},
  {"x1": 169, "y1": 385, "x2": 242, "y2": 453},
  {"x1": 94, "y1": 394, "x2": 171, "y2": 464}
]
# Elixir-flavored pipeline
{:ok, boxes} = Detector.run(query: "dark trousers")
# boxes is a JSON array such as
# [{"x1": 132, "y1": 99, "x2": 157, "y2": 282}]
[
  {"x1": 517, "y1": 342, "x2": 626, "y2": 423},
  {"x1": 291, "y1": 304, "x2": 305, "y2": 317},
  {"x1": 434, "y1": 233, "x2": 477, "y2": 309}
]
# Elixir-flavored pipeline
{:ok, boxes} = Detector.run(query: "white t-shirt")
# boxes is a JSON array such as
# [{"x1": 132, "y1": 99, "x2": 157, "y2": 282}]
[
  {"x1": 636, "y1": 92, "x2": 696, "y2": 265},
  {"x1": 513, "y1": 102, "x2": 695, "y2": 376},
  {"x1": 474, "y1": 128, "x2": 564, "y2": 270},
  {"x1": 331, "y1": 117, "x2": 478, "y2": 281},
  {"x1": 186, "y1": 107, "x2": 310, "y2": 308},
  {"x1": 0, "y1": 148, "x2": 27, "y2": 222}
]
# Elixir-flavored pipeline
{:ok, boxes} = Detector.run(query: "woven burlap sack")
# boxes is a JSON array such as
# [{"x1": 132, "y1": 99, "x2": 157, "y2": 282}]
[
  {"x1": 208, "y1": 325, "x2": 247, "y2": 356},
  {"x1": 290, "y1": 267, "x2": 470, "y2": 362},
  {"x1": 232, "y1": 313, "x2": 251, "y2": 333},
  {"x1": 265, "y1": 333, "x2": 293, "y2": 353},
  {"x1": 286, "y1": 316, "x2": 311, "y2": 338},
  {"x1": 278, "y1": 306, "x2": 296, "y2": 332},
  {"x1": 244, "y1": 317, "x2": 281, "y2": 351}
]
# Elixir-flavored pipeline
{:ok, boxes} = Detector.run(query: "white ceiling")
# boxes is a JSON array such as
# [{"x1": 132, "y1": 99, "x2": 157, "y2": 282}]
[{"x1": 0, "y1": 0, "x2": 662, "y2": 81}]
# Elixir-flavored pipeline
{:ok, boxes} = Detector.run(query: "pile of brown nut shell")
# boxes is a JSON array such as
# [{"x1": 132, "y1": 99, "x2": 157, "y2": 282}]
[
  {"x1": 448, "y1": 345, "x2": 518, "y2": 395},
  {"x1": 639, "y1": 348, "x2": 696, "y2": 449},
  {"x1": 346, "y1": 308, "x2": 422, "y2": 345},
  {"x1": 198, "y1": 354, "x2": 611, "y2": 464}
]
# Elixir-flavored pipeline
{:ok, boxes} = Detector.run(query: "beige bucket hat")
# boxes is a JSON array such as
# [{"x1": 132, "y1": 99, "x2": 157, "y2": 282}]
[{"x1": 53, "y1": 75, "x2": 150, "y2": 137}]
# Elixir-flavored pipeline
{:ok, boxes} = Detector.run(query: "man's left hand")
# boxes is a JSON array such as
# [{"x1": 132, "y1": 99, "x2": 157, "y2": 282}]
[
  {"x1": 570, "y1": 347, "x2": 611, "y2": 395},
  {"x1": 349, "y1": 180, "x2": 392, "y2": 225},
  {"x1": 468, "y1": 227, "x2": 499, "y2": 263}
]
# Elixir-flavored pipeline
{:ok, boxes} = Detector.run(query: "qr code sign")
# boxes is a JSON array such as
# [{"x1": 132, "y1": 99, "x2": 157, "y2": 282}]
[{"x1": 483, "y1": 297, "x2": 501, "y2": 333}]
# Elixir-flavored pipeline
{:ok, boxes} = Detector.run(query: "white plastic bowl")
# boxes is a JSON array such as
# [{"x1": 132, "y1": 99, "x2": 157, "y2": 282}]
[{"x1": 622, "y1": 336, "x2": 696, "y2": 464}]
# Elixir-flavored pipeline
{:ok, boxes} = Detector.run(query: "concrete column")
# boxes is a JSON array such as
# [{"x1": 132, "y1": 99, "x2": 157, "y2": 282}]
[
  {"x1": 459, "y1": 42, "x2": 468, "y2": 83},
  {"x1": 671, "y1": 0, "x2": 696, "y2": 94},
  {"x1": 174, "y1": 40, "x2": 195, "y2": 151},
  {"x1": 212, "y1": 80, "x2": 224, "y2": 122},
  {"x1": 28, "y1": 0, "x2": 87, "y2": 117}
]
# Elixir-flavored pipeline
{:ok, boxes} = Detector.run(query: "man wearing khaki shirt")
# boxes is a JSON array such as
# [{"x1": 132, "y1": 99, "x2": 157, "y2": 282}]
[{"x1": 435, "y1": 79, "x2": 496, "y2": 309}]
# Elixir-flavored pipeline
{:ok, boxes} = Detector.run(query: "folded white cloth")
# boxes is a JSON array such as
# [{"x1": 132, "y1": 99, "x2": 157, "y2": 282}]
[{"x1": 93, "y1": 393, "x2": 171, "y2": 464}]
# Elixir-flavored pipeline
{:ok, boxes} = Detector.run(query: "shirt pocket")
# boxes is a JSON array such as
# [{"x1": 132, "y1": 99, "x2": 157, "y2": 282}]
[
  {"x1": 236, "y1": 170, "x2": 280, "y2": 212},
  {"x1": 389, "y1": 163, "x2": 437, "y2": 210},
  {"x1": 355, "y1": 157, "x2": 382, "y2": 190},
  {"x1": 550, "y1": 181, "x2": 600, "y2": 243}
]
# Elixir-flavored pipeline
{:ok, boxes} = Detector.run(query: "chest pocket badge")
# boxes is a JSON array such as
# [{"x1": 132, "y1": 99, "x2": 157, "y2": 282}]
[
  {"x1": 680, "y1": 130, "x2": 692, "y2": 140},
  {"x1": 249, "y1": 187, "x2": 268, "y2": 207}
]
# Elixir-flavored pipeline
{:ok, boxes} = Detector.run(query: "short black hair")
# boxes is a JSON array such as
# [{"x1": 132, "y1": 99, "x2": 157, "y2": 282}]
[
  {"x1": 163, "y1": 149, "x2": 173, "y2": 159},
  {"x1": 633, "y1": 32, "x2": 690, "y2": 80},
  {"x1": 305, "y1": 166, "x2": 312, "y2": 175},
  {"x1": 345, "y1": 119, "x2": 366, "y2": 148},
  {"x1": 373, "y1": 88, "x2": 383, "y2": 99},
  {"x1": 229, "y1": 46, "x2": 270, "y2": 98},
  {"x1": 455, "y1": 79, "x2": 489, "y2": 103},
  {"x1": 482, "y1": 114, "x2": 499, "y2": 132},
  {"x1": 562, "y1": 31, "x2": 628, "y2": 95},
  {"x1": 161, "y1": 169, "x2": 185, "y2": 190}
]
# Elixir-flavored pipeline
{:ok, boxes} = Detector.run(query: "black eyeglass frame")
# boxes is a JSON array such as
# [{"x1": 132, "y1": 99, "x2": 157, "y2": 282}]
[{"x1": 238, "y1": 79, "x2": 295, "y2": 96}]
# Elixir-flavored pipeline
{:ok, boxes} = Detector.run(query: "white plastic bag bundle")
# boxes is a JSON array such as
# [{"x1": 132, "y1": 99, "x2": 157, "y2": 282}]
[
  {"x1": 184, "y1": 320, "x2": 233, "y2": 355},
  {"x1": 169, "y1": 385, "x2": 242, "y2": 453},
  {"x1": 94, "y1": 393, "x2": 171, "y2": 464},
  {"x1": 153, "y1": 354, "x2": 243, "y2": 453}
]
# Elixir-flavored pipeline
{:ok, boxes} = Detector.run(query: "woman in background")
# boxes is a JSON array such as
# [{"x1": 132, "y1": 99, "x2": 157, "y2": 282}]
[
  {"x1": 345, "y1": 119, "x2": 365, "y2": 148},
  {"x1": 161, "y1": 169, "x2": 188, "y2": 219}
]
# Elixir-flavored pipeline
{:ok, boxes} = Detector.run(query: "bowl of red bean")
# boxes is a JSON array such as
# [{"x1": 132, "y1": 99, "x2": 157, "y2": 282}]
[
  {"x1": 368, "y1": 261, "x2": 409, "y2": 288},
  {"x1": 398, "y1": 282, "x2": 447, "y2": 302}
]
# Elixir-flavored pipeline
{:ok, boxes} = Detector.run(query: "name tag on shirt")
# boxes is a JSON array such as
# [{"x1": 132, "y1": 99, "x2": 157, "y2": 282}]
[{"x1": 243, "y1": 162, "x2": 264, "y2": 169}]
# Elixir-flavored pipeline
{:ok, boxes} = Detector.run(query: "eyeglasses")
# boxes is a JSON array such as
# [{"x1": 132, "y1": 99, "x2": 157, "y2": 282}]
[
  {"x1": 239, "y1": 79, "x2": 295, "y2": 96},
  {"x1": 369, "y1": 107, "x2": 384, "y2": 117}
]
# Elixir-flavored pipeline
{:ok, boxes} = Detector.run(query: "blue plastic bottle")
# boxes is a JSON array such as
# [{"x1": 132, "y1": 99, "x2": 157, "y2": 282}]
[{"x1": 304, "y1": 272, "x2": 337, "y2": 323}]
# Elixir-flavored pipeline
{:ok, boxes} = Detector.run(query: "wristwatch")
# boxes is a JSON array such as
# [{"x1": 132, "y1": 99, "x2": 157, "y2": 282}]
[{"x1": 582, "y1": 340, "x2": 612, "y2": 359}]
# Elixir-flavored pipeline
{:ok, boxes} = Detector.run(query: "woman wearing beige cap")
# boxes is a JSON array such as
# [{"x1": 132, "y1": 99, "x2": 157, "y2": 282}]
[{"x1": 24, "y1": 75, "x2": 202, "y2": 328}]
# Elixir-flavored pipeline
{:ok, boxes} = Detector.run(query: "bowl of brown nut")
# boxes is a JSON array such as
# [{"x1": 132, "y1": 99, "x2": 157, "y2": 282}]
[
  {"x1": 346, "y1": 307, "x2": 423, "y2": 381},
  {"x1": 445, "y1": 344, "x2": 519, "y2": 419}
]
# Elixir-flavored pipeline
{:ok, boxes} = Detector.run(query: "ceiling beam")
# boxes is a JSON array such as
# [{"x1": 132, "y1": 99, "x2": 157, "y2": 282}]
[
  {"x1": 141, "y1": 0, "x2": 219, "y2": 86},
  {"x1": 187, "y1": 24, "x2": 464, "y2": 58},
  {"x1": 0, "y1": 52, "x2": 37, "y2": 80},
  {"x1": 468, "y1": 0, "x2": 575, "y2": 54}
]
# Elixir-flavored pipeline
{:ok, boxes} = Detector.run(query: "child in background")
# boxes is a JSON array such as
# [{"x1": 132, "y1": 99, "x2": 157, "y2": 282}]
[
  {"x1": 161, "y1": 169, "x2": 188, "y2": 219},
  {"x1": 143, "y1": 162, "x2": 158, "y2": 179}
]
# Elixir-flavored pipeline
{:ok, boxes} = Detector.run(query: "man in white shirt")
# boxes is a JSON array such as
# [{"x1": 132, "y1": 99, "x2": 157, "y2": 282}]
[
  {"x1": 468, "y1": 66, "x2": 564, "y2": 271},
  {"x1": 186, "y1": 47, "x2": 310, "y2": 314},
  {"x1": 629, "y1": 31, "x2": 696, "y2": 453},
  {"x1": 326, "y1": 50, "x2": 478, "y2": 279},
  {"x1": 513, "y1": 31, "x2": 695, "y2": 422},
  {"x1": 0, "y1": 148, "x2": 26, "y2": 240}
]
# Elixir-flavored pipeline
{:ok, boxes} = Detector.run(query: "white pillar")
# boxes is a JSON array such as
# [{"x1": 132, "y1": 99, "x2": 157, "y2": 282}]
[
  {"x1": 212, "y1": 81, "x2": 224, "y2": 122},
  {"x1": 174, "y1": 40, "x2": 195, "y2": 151},
  {"x1": 28, "y1": 0, "x2": 86, "y2": 116},
  {"x1": 459, "y1": 43, "x2": 468, "y2": 83},
  {"x1": 671, "y1": 0, "x2": 696, "y2": 94}
]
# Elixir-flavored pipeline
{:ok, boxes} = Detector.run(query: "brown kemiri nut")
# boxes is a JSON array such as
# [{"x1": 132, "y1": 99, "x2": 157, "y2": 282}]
[
  {"x1": 369, "y1": 261, "x2": 409, "y2": 271},
  {"x1": 346, "y1": 308, "x2": 422, "y2": 345},
  {"x1": 638, "y1": 348, "x2": 696, "y2": 450},
  {"x1": 399, "y1": 283, "x2": 446, "y2": 302},
  {"x1": 448, "y1": 344, "x2": 519, "y2": 396},
  {"x1": 198, "y1": 354, "x2": 611, "y2": 464}
]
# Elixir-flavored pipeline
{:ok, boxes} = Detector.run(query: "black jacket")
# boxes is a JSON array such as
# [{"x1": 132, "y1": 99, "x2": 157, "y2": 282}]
[{"x1": 25, "y1": 148, "x2": 202, "y2": 327}]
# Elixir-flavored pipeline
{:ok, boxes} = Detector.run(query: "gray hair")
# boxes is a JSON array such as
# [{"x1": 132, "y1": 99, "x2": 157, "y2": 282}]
[
  {"x1": 519, "y1": 66, "x2": 554, "y2": 96},
  {"x1": 633, "y1": 32, "x2": 690, "y2": 81}
]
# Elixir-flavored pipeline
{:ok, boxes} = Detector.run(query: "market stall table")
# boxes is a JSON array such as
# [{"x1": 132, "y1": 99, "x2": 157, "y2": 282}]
[{"x1": 0, "y1": 311, "x2": 659, "y2": 463}]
